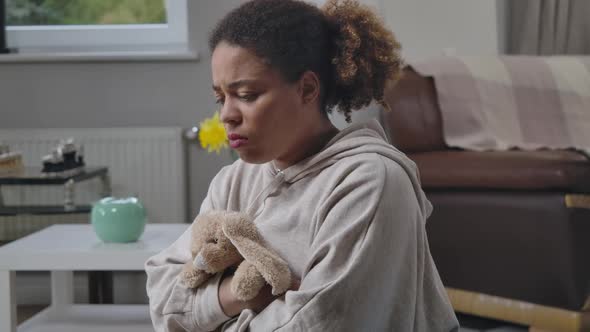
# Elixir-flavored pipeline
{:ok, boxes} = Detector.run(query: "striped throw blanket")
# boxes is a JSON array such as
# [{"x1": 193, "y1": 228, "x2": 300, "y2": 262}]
[{"x1": 410, "y1": 56, "x2": 590, "y2": 155}]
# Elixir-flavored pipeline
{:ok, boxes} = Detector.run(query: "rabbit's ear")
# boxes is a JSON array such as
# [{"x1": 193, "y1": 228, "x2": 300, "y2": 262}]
[
  {"x1": 189, "y1": 224, "x2": 200, "y2": 256},
  {"x1": 222, "y1": 214, "x2": 291, "y2": 296},
  {"x1": 190, "y1": 214, "x2": 208, "y2": 256}
]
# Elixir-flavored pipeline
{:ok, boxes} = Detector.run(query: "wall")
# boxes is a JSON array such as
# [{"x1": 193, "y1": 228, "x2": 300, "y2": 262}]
[
  {"x1": 0, "y1": 0, "x2": 504, "y2": 211},
  {"x1": 330, "y1": 0, "x2": 503, "y2": 127},
  {"x1": 380, "y1": 0, "x2": 500, "y2": 62},
  {"x1": 1, "y1": 0, "x2": 242, "y2": 305},
  {"x1": 1, "y1": 0, "x2": 504, "y2": 304},
  {"x1": 0, "y1": 1, "x2": 242, "y2": 219}
]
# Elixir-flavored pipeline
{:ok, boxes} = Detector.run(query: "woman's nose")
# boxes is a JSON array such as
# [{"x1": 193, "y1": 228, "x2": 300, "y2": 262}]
[{"x1": 219, "y1": 99, "x2": 241, "y2": 125}]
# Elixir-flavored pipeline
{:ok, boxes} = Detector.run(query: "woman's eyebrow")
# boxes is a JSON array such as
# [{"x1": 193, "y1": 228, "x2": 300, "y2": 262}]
[{"x1": 212, "y1": 79, "x2": 259, "y2": 91}]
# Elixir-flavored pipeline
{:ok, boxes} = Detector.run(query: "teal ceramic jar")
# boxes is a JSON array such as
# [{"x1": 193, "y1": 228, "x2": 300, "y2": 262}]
[{"x1": 91, "y1": 197, "x2": 146, "y2": 243}]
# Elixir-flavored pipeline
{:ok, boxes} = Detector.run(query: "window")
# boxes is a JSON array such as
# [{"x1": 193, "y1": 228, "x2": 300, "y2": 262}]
[{"x1": 5, "y1": 0, "x2": 188, "y2": 53}]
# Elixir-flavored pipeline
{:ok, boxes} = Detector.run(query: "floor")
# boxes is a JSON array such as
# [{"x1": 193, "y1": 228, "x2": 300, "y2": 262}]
[
  {"x1": 17, "y1": 305, "x2": 48, "y2": 324},
  {"x1": 457, "y1": 313, "x2": 527, "y2": 332},
  {"x1": 17, "y1": 306, "x2": 528, "y2": 331}
]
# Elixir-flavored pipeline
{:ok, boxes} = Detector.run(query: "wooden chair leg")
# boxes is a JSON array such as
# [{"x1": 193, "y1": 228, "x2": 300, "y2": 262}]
[{"x1": 529, "y1": 328, "x2": 556, "y2": 332}]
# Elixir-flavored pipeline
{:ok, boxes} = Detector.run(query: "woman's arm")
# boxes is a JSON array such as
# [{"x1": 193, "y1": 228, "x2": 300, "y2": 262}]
[
  {"x1": 218, "y1": 272, "x2": 300, "y2": 317},
  {"x1": 145, "y1": 168, "x2": 234, "y2": 332},
  {"x1": 145, "y1": 194, "x2": 294, "y2": 331},
  {"x1": 145, "y1": 220, "x2": 232, "y2": 331},
  {"x1": 222, "y1": 156, "x2": 458, "y2": 331}
]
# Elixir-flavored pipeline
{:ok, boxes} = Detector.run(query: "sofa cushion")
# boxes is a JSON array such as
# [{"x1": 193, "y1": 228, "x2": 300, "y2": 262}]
[
  {"x1": 426, "y1": 191, "x2": 590, "y2": 311},
  {"x1": 381, "y1": 68, "x2": 446, "y2": 152},
  {"x1": 410, "y1": 150, "x2": 590, "y2": 192}
]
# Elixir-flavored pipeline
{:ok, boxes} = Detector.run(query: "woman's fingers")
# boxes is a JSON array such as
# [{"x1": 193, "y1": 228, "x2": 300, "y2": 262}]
[{"x1": 290, "y1": 278, "x2": 301, "y2": 291}]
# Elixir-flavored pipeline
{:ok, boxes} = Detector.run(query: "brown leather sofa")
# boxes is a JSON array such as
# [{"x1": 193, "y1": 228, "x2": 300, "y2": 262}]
[{"x1": 380, "y1": 68, "x2": 590, "y2": 332}]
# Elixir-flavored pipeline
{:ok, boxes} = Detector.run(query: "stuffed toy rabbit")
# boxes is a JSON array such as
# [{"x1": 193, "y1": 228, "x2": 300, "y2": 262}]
[{"x1": 181, "y1": 210, "x2": 291, "y2": 301}]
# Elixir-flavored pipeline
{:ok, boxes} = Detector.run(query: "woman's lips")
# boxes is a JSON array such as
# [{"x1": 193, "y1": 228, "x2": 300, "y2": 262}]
[
  {"x1": 228, "y1": 133, "x2": 248, "y2": 148},
  {"x1": 229, "y1": 139, "x2": 248, "y2": 148}
]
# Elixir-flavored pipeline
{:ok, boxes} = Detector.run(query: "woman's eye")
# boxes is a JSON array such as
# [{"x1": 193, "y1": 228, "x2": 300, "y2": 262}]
[
  {"x1": 215, "y1": 97, "x2": 225, "y2": 105},
  {"x1": 239, "y1": 93, "x2": 258, "y2": 102}
]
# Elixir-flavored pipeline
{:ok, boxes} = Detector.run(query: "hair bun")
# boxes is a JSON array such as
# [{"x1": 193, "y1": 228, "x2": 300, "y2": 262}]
[{"x1": 323, "y1": 0, "x2": 403, "y2": 122}]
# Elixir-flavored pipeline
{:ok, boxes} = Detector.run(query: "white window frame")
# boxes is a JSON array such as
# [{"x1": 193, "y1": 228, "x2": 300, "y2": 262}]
[{"x1": 5, "y1": 0, "x2": 188, "y2": 53}]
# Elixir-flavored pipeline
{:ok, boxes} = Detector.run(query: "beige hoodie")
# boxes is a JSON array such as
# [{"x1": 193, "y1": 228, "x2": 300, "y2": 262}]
[{"x1": 145, "y1": 120, "x2": 459, "y2": 331}]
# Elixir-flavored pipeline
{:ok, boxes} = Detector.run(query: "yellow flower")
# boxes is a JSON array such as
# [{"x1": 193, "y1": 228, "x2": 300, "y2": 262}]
[{"x1": 198, "y1": 112, "x2": 228, "y2": 154}]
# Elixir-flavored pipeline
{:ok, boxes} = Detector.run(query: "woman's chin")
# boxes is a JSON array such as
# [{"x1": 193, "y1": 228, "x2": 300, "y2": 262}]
[{"x1": 236, "y1": 151, "x2": 271, "y2": 165}]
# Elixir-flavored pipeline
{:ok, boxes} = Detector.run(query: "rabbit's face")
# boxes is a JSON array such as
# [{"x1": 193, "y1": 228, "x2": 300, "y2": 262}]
[
  {"x1": 195, "y1": 227, "x2": 242, "y2": 273},
  {"x1": 192, "y1": 211, "x2": 243, "y2": 274}
]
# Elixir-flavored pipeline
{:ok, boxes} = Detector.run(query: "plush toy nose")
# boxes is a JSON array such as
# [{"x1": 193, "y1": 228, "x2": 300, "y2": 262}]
[{"x1": 194, "y1": 253, "x2": 208, "y2": 270}]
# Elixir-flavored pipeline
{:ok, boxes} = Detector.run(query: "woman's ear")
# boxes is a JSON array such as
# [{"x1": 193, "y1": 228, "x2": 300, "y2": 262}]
[{"x1": 298, "y1": 70, "x2": 321, "y2": 106}]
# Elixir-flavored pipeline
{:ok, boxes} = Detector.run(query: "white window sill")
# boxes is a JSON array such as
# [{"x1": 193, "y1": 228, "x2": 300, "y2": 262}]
[{"x1": 0, "y1": 49, "x2": 199, "y2": 63}]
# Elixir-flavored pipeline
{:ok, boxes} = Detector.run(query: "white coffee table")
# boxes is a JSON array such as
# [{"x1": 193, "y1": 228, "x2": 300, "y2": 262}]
[{"x1": 0, "y1": 223, "x2": 188, "y2": 332}]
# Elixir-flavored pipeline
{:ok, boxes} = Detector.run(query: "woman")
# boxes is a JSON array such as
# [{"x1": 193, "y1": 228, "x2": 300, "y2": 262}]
[{"x1": 146, "y1": 0, "x2": 459, "y2": 331}]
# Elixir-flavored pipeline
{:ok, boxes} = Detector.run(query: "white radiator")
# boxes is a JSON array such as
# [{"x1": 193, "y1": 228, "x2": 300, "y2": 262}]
[{"x1": 0, "y1": 127, "x2": 187, "y2": 240}]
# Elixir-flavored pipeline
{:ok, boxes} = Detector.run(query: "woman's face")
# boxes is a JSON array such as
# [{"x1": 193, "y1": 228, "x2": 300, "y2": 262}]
[{"x1": 211, "y1": 42, "x2": 310, "y2": 165}]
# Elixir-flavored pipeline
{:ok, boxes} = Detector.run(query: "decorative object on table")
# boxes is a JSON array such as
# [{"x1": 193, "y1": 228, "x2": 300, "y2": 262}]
[
  {"x1": 0, "y1": 144, "x2": 23, "y2": 173},
  {"x1": 0, "y1": 166, "x2": 111, "y2": 241},
  {"x1": 198, "y1": 111, "x2": 228, "y2": 153},
  {"x1": 186, "y1": 111, "x2": 238, "y2": 160},
  {"x1": 91, "y1": 197, "x2": 146, "y2": 243},
  {"x1": 41, "y1": 138, "x2": 85, "y2": 174},
  {"x1": 181, "y1": 210, "x2": 291, "y2": 301}
]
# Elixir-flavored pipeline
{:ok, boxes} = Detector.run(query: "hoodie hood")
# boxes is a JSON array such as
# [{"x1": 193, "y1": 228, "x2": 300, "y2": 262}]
[
  {"x1": 246, "y1": 119, "x2": 432, "y2": 221},
  {"x1": 145, "y1": 121, "x2": 459, "y2": 332}
]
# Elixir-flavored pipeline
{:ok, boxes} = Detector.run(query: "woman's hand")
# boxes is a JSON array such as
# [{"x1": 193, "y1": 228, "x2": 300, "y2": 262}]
[{"x1": 218, "y1": 273, "x2": 300, "y2": 317}]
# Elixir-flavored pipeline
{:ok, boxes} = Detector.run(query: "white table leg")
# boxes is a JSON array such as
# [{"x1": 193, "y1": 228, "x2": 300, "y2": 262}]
[
  {"x1": 50, "y1": 270, "x2": 74, "y2": 319},
  {"x1": 0, "y1": 270, "x2": 17, "y2": 332},
  {"x1": 51, "y1": 271, "x2": 74, "y2": 308}
]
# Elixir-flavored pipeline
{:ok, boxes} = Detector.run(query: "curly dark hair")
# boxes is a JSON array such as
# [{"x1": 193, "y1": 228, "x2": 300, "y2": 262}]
[{"x1": 209, "y1": 0, "x2": 402, "y2": 123}]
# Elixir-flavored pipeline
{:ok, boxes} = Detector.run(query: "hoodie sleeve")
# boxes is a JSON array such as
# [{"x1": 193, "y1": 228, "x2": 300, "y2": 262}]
[
  {"x1": 222, "y1": 156, "x2": 458, "y2": 331},
  {"x1": 145, "y1": 170, "x2": 232, "y2": 332}
]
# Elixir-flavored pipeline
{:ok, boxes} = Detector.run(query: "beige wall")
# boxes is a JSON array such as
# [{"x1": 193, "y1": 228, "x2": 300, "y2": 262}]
[
  {"x1": 382, "y1": 0, "x2": 501, "y2": 62},
  {"x1": 1, "y1": 0, "x2": 506, "y2": 306},
  {"x1": 0, "y1": 1, "x2": 242, "y2": 220},
  {"x1": 0, "y1": 0, "x2": 506, "y2": 219}
]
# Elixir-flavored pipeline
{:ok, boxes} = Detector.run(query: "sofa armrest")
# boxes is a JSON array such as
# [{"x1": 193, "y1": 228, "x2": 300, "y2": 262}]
[
  {"x1": 409, "y1": 150, "x2": 590, "y2": 192},
  {"x1": 381, "y1": 67, "x2": 446, "y2": 153}
]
